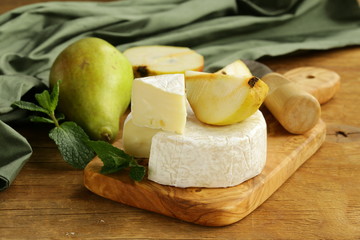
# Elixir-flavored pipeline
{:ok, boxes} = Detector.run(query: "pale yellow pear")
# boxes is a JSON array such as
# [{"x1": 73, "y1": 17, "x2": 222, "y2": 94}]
[
  {"x1": 215, "y1": 60, "x2": 252, "y2": 78},
  {"x1": 124, "y1": 45, "x2": 204, "y2": 78},
  {"x1": 185, "y1": 71, "x2": 268, "y2": 125}
]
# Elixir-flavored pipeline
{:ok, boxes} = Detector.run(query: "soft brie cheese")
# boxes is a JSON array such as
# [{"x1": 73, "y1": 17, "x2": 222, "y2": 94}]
[
  {"x1": 122, "y1": 113, "x2": 160, "y2": 158},
  {"x1": 148, "y1": 110, "x2": 267, "y2": 188},
  {"x1": 131, "y1": 74, "x2": 187, "y2": 134},
  {"x1": 123, "y1": 101, "x2": 193, "y2": 158}
]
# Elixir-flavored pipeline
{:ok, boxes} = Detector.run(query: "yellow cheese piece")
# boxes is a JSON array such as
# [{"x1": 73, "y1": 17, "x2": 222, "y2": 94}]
[
  {"x1": 131, "y1": 74, "x2": 187, "y2": 134},
  {"x1": 122, "y1": 113, "x2": 160, "y2": 158}
]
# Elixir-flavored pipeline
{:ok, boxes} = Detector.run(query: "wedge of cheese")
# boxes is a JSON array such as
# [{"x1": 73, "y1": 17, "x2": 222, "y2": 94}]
[
  {"x1": 148, "y1": 110, "x2": 267, "y2": 188},
  {"x1": 123, "y1": 101, "x2": 193, "y2": 158},
  {"x1": 122, "y1": 113, "x2": 161, "y2": 158},
  {"x1": 131, "y1": 74, "x2": 187, "y2": 134}
]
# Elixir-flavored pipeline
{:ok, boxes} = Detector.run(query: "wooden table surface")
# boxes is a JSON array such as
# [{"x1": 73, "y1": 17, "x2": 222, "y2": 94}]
[{"x1": 1, "y1": 1, "x2": 360, "y2": 239}]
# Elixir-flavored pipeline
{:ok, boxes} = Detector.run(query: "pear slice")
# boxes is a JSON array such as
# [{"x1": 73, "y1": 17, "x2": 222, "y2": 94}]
[
  {"x1": 124, "y1": 45, "x2": 204, "y2": 78},
  {"x1": 216, "y1": 60, "x2": 252, "y2": 78},
  {"x1": 185, "y1": 71, "x2": 268, "y2": 125}
]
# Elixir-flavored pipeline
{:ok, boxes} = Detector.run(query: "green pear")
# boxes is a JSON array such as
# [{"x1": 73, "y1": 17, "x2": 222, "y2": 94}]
[{"x1": 49, "y1": 37, "x2": 133, "y2": 142}]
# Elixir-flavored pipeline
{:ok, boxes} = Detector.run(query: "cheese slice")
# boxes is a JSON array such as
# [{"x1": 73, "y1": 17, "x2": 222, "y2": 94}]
[
  {"x1": 131, "y1": 74, "x2": 187, "y2": 134},
  {"x1": 148, "y1": 110, "x2": 267, "y2": 188},
  {"x1": 122, "y1": 113, "x2": 160, "y2": 158},
  {"x1": 123, "y1": 102, "x2": 193, "y2": 158}
]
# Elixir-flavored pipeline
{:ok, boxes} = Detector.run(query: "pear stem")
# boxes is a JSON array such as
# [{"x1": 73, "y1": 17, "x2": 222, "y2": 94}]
[{"x1": 102, "y1": 132, "x2": 112, "y2": 142}]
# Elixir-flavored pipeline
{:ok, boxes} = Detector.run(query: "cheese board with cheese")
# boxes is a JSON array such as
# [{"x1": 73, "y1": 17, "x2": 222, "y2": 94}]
[
  {"x1": 84, "y1": 108, "x2": 326, "y2": 227},
  {"x1": 83, "y1": 57, "x2": 340, "y2": 226}
]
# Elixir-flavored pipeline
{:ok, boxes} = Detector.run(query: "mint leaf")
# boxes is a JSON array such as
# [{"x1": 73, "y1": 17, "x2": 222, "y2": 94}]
[
  {"x1": 12, "y1": 80, "x2": 142, "y2": 180},
  {"x1": 86, "y1": 140, "x2": 146, "y2": 181},
  {"x1": 87, "y1": 141, "x2": 131, "y2": 174},
  {"x1": 35, "y1": 90, "x2": 52, "y2": 112},
  {"x1": 130, "y1": 164, "x2": 146, "y2": 182},
  {"x1": 49, "y1": 121, "x2": 95, "y2": 169},
  {"x1": 30, "y1": 116, "x2": 54, "y2": 124},
  {"x1": 50, "y1": 80, "x2": 60, "y2": 112},
  {"x1": 35, "y1": 81, "x2": 59, "y2": 113},
  {"x1": 12, "y1": 100, "x2": 49, "y2": 114},
  {"x1": 86, "y1": 140, "x2": 132, "y2": 174}
]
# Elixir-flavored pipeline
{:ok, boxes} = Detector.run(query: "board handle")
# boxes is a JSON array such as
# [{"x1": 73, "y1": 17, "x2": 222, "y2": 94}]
[
  {"x1": 262, "y1": 72, "x2": 321, "y2": 134},
  {"x1": 283, "y1": 67, "x2": 341, "y2": 104}
]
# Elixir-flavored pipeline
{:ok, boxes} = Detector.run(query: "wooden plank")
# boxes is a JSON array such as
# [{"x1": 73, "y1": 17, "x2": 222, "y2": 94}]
[{"x1": 84, "y1": 111, "x2": 326, "y2": 226}]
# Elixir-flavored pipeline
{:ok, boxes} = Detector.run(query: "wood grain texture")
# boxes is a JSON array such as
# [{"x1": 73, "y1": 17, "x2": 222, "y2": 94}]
[
  {"x1": 83, "y1": 111, "x2": 326, "y2": 227},
  {"x1": 1, "y1": 1, "x2": 360, "y2": 239}
]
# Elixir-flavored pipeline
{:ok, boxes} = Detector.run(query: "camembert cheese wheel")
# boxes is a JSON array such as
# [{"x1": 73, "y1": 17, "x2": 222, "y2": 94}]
[{"x1": 148, "y1": 110, "x2": 267, "y2": 188}]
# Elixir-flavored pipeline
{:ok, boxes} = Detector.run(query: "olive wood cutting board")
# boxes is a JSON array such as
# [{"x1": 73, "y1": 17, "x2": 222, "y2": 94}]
[{"x1": 84, "y1": 110, "x2": 326, "y2": 227}]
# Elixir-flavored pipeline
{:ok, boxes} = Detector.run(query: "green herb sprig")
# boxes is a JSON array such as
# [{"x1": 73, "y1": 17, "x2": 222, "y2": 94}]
[{"x1": 12, "y1": 81, "x2": 145, "y2": 181}]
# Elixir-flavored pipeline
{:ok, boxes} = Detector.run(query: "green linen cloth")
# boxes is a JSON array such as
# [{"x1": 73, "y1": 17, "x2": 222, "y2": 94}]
[
  {"x1": 0, "y1": 120, "x2": 32, "y2": 191},
  {"x1": 0, "y1": 0, "x2": 359, "y2": 191}
]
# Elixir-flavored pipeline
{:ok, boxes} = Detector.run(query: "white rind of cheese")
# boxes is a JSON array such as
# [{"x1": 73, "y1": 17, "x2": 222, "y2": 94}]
[
  {"x1": 122, "y1": 113, "x2": 161, "y2": 158},
  {"x1": 131, "y1": 74, "x2": 187, "y2": 134},
  {"x1": 148, "y1": 110, "x2": 267, "y2": 188}
]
